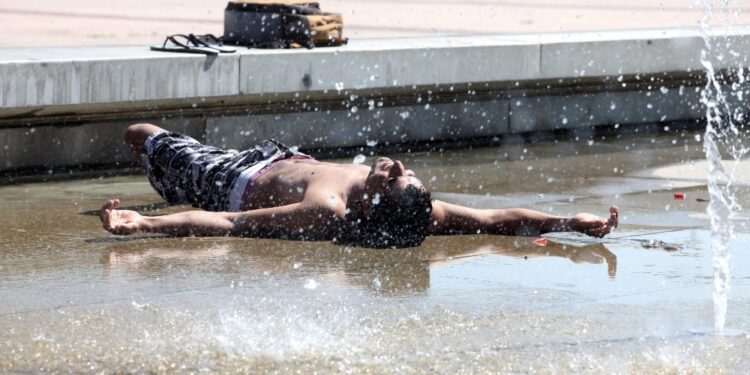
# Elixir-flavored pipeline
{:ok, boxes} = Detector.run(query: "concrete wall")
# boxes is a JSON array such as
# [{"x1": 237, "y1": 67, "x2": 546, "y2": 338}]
[
  {"x1": 0, "y1": 118, "x2": 203, "y2": 172},
  {"x1": 2, "y1": 28, "x2": 750, "y2": 177},
  {"x1": 206, "y1": 99, "x2": 509, "y2": 150},
  {"x1": 510, "y1": 87, "x2": 705, "y2": 133}
]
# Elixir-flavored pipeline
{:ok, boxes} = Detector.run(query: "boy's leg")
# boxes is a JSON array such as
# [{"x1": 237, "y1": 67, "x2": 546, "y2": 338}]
[{"x1": 124, "y1": 123, "x2": 168, "y2": 162}]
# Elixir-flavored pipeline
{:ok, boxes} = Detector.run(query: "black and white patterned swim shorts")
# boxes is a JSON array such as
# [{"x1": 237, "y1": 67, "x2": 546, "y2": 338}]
[{"x1": 142, "y1": 131, "x2": 308, "y2": 212}]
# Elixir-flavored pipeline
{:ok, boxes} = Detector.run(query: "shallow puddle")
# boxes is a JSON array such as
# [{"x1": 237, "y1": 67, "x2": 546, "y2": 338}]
[{"x1": 1, "y1": 130, "x2": 748, "y2": 373}]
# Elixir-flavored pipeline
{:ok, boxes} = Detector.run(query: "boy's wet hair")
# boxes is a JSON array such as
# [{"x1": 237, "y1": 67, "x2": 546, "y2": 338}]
[{"x1": 337, "y1": 184, "x2": 432, "y2": 248}]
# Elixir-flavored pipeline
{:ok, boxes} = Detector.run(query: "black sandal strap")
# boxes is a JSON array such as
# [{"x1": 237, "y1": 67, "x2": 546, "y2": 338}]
[
  {"x1": 190, "y1": 33, "x2": 223, "y2": 46},
  {"x1": 164, "y1": 34, "x2": 192, "y2": 49}
]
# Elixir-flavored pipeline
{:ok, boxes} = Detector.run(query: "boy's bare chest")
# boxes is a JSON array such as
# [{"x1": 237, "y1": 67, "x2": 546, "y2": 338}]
[{"x1": 242, "y1": 160, "x2": 363, "y2": 209}]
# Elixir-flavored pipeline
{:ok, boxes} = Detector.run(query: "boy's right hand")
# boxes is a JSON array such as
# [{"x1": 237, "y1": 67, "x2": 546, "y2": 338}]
[
  {"x1": 100, "y1": 199, "x2": 144, "y2": 235},
  {"x1": 567, "y1": 206, "x2": 618, "y2": 237}
]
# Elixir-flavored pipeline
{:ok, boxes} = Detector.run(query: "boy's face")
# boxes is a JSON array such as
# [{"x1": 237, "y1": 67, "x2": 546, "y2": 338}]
[{"x1": 363, "y1": 157, "x2": 425, "y2": 213}]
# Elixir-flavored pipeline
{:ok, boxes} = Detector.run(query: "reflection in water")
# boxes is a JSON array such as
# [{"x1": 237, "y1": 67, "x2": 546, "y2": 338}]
[
  {"x1": 481, "y1": 243, "x2": 616, "y2": 278},
  {"x1": 100, "y1": 236, "x2": 618, "y2": 296}
]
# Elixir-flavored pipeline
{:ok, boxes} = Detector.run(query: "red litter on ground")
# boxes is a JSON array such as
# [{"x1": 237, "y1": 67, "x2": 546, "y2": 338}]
[
  {"x1": 533, "y1": 238, "x2": 548, "y2": 246},
  {"x1": 673, "y1": 193, "x2": 685, "y2": 200}
]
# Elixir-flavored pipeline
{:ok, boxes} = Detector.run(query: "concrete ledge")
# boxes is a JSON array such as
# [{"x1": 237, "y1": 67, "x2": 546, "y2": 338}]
[
  {"x1": 3, "y1": 28, "x2": 748, "y2": 112},
  {"x1": 2, "y1": 28, "x2": 750, "y2": 176},
  {"x1": 1, "y1": 46, "x2": 239, "y2": 108},
  {"x1": 238, "y1": 40, "x2": 539, "y2": 95}
]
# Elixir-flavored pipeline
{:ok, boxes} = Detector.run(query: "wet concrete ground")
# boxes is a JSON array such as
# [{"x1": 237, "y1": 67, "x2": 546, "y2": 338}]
[{"x1": 1, "y1": 128, "x2": 749, "y2": 373}]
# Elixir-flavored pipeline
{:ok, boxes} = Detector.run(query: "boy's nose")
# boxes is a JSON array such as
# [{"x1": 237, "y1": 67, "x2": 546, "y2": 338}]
[{"x1": 389, "y1": 161, "x2": 406, "y2": 177}]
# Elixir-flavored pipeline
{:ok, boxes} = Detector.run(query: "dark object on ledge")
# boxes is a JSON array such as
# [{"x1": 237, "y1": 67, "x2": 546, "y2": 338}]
[{"x1": 224, "y1": 0, "x2": 348, "y2": 49}]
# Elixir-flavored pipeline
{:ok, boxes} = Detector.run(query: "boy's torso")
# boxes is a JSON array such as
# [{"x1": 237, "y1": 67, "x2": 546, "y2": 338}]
[{"x1": 241, "y1": 158, "x2": 369, "y2": 211}]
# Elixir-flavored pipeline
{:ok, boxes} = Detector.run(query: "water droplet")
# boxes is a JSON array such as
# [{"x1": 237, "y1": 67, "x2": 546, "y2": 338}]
[{"x1": 353, "y1": 154, "x2": 366, "y2": 164}]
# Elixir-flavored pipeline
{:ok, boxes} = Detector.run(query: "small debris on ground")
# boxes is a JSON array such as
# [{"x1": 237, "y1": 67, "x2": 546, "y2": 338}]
[
  {"x1": 637, "y1": 239, "x2": 681, "y2": 252},
  {"x1": 533, "y1": 238, "x2": 548, "y2": 246}
]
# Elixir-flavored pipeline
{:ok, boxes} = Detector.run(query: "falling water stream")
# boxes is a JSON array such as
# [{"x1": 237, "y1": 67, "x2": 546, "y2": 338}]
[{"x1": 699, "y1": 0, "x2": 749, "y2": 333}]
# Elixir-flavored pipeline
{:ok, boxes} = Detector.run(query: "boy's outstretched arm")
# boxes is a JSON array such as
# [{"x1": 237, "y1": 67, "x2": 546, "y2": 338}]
[
  {"x1": 100, "y1": 199, "x2": 234, "y2": 236},
  {"x1": 99, "y1": 199, "x2": 341, "y2": 239},
  {"x1": 429, "y1": 200, "x2": 618, "y2": 237}
]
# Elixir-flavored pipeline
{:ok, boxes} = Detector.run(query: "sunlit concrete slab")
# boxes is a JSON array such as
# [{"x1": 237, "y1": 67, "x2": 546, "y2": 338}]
[
  {"x1": 237, "y1": 37, "x2": 540, "y2": 95},
  {"x1": 540, "y1": 34, "x2": 704, "y2": 79},
  {"x1": 0, "y1": 46, "x2": 239, "y2": 108},
  {"x1": 3, "y1": 28, "x2": 750, "y2": 113},
  {"x1": 539, "y1": 27, "x2": 750, "y2": 78}
]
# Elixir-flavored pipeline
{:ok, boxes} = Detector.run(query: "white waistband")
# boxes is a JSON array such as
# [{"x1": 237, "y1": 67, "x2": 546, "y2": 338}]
[{"x1": 226, "y1": 151, "x2": 285, "y2": 212}]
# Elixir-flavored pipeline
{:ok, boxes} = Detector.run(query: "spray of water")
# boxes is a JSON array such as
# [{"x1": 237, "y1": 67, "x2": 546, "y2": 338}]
[{"x1": 699, "y1": 0, "x2": 749, "y2": 333}]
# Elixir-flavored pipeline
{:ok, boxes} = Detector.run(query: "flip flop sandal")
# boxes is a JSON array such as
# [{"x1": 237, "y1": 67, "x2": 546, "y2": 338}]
[
  {"x1": 188, "y1": 34, "x2": 237, "y2": 53},
  {"x1": 150, "y1": 34, "x2": 219, "y2": 55}
]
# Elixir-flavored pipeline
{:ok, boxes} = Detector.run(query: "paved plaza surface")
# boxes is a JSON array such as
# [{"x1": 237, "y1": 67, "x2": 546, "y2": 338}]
[
  {"x1": 2, "y1": 0, "x2": 750, "y2": 48},
  {"x1": 1, "y1": 129, "x2": 749, "y2": 372}
]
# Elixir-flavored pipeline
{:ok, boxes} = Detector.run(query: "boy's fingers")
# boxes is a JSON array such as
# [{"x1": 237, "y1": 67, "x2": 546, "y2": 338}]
[
  {"x1": 609, "y1": 206, "x2": 619, "y2": 228},
  {"x1": 590, "y1": 219, "x2": 613, "y2": 237},
  {"x1": 101, "y1": 206, "x2": 111, "y2": 229},
  {"x1": 100, "y1": 199, "x2": 123, "y2": 233}
]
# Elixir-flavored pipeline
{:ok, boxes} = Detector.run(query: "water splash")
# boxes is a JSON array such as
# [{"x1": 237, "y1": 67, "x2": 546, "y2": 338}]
[{"x1": 699, "y1": 0, "x2": 749, "y2": 333}]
